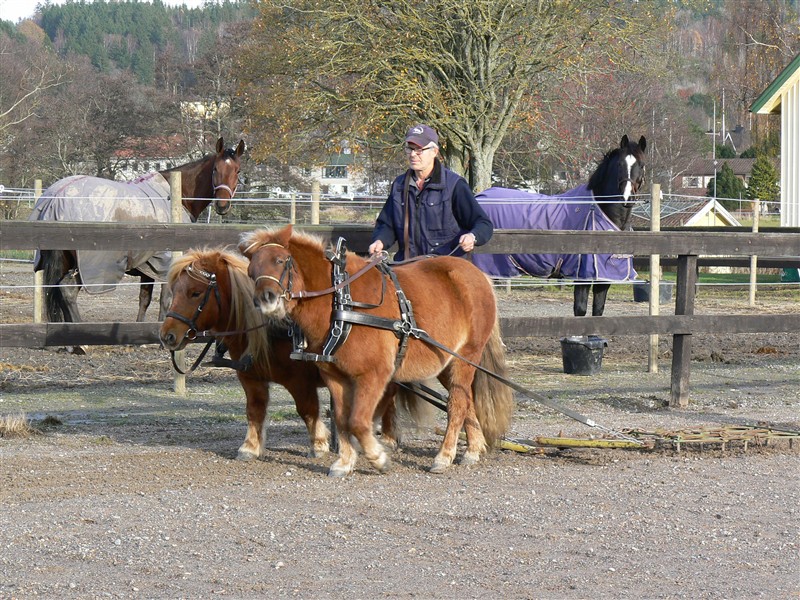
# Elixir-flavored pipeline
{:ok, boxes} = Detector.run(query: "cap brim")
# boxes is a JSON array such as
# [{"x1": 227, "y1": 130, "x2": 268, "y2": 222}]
[{"x1": 406, "y1": 135, "x2": 431, "y2": 147}]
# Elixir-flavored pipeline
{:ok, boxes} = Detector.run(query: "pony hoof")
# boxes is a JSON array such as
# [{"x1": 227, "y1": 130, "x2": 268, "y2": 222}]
[
  {"x1": 67, "y1": 345, "x2": 87, "y2": 355},
  {"x1": 381, "y1": 437, "x2": 399, "y2": 452},
  {"x1": 309, "y1": 444, "x2": 330, "y2": 458},
  {"x1": 236, "y1": 449, "x2": 259, "y2": 461},
  {"x1": 460, "y1": 451, "x2": 480, "y2": 466},
  {"x1": 430, "y1": 458, "x2": 451, "y2": 474},
  {"x1": 327, "y1": 466, "x2": 351, "y2": 478},
  {"x1": 373, "y1": 453, "x2": 391, "y2": 474}
]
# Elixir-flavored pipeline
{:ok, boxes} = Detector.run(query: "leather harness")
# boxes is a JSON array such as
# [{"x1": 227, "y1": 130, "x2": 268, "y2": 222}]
[{"x1": 290, "y1": 238, "x2": 417, "y2": 373}]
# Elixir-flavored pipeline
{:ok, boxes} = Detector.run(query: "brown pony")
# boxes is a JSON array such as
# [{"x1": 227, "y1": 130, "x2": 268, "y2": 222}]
[
  {"x1": 159, "y1": 248, "x2": 404, "y2": 461},
  {"x1": 240, "y1": 225, "x2": 514, "y2": 477}
]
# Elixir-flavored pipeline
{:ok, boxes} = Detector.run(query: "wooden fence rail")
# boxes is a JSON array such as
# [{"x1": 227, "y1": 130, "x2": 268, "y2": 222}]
[{"x1": 2, "y1": 220, "x2": 799, "y2": 408}]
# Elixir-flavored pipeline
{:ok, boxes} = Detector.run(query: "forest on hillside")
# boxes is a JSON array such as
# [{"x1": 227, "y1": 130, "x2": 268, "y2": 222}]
[{"x1": 0, "y1": 0, "x2": 797, "y2": 196}]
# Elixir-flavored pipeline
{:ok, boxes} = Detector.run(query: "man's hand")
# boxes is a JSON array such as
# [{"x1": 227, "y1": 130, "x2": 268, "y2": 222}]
[
  {"x1": 369, "y1": 240, "x2": 384, "y2": 255},
  {"x1": 458, "y1": 232, "x2": 476, "y2": 252}
]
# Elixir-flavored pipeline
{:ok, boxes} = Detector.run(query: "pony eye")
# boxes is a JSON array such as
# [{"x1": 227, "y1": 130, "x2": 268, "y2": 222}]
[{"x1": 191, "y1": 291, "x2": 202, "y2": 298}]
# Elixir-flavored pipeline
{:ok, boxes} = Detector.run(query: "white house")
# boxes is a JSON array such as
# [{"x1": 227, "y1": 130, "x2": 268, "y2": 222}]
[{"x1": 751, "y1": 52, "x2": 800, "y2": 227}]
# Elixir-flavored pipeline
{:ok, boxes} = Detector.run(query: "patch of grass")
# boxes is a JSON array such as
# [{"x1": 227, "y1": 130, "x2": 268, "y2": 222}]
[
  {"x1": 0, "y1": 250, "x2": 34, "y2": 261},
  {"x1": 0, "y1": 413, "x2": 40, "y2": 438},
  {"x1": 90, "y1": 435, "x2": 115, "y2": 445},
  {"x1": 269, "y1": 408, "x2": 298, "y2": 422}
]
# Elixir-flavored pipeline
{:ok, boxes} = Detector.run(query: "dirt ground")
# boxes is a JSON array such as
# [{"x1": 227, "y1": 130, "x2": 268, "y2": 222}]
[{"x1": 1, "y1": 262, "x2": 799, "y2": 599}]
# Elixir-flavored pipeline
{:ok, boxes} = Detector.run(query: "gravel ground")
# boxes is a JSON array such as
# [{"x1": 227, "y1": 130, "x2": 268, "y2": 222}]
[{"x1": 1, "y1": 261, "x2": 799, "y2": 599}]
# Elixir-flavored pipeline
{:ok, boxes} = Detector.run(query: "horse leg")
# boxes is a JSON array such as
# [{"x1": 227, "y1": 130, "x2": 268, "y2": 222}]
[
  {"x1": 323, "y1": 376, "x2": 358, "y2": 478},
  {"x1": 57, "y1": 266, "x2": 86, "y2": 354},
  {"x1": 432, "y1": 364, "x2": 484, "y2": 473},
  {"x1": 376, "y1": 383, "x2": 399, "y2": 451},
  {"x1": 348, "y1": 375, "x2": 392, "y2": 474},
  {"x1": 137, "y1": 276, "x2": 154, "y2": 322},
  {"x1": 573, "y1": 283, "x2": 590, "y2": 317},
  {"x1": 284, "y1": 376, "x2": 330, "y2": 458},
  {"x1": 591, "y1": 283, "x2": 611, "y2": 317},
  {"x1": 236, "y1": 375, "x2": 268, "y2": 461}
]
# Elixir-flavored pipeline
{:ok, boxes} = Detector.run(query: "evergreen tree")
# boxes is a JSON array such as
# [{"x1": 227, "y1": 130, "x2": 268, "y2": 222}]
[
  {"x1": 707, "y1": 162, "x2": 746, "y2": 210},
  {"x1": 746, "y1": 154, "x2": 780, "y2": 207}
]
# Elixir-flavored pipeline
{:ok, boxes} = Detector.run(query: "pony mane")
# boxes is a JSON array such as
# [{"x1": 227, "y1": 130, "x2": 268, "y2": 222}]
[
  {"x1": 240, "y1": 226, "x2": 327, "y2": 255},
  {"x1": 169, "y1": 248, "x2": 270, "y2": 365},
  {"x1": 586, "y1": 147, "x2": 620, "y2": 193}
]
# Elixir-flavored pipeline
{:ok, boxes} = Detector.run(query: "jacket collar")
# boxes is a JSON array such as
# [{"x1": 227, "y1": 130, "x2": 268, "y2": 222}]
[{"x1": 408, "y1": 158, "x2": 444, "y2": 190}]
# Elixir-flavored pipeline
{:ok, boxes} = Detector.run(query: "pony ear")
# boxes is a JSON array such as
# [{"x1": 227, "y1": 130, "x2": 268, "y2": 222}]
[
  {"x1": 235, "y1": 140, "x2": 246, "y2": 157},
  {"x1": 216, "y1": 137, "x2": 224, "y2": 153},
  {"x1": 638, "y1": 136, "x2": 647, "y2": 152},
  {"x1": 238, "y1": 233, "x2": 258, "y2": 258},
  {"x1": 620, "y1": 135, "x2": 630, "y2": 148},
  {"x1": 277, "y1": 224, "x2": 293, "y2": 246}
]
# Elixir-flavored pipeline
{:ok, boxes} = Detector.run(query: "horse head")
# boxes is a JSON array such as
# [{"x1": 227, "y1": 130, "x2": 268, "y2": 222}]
[
  {"x1": 617, "y1": 135, "x2": 647, "y2": 200},
  {"x1": 240, "y1": 225, "x2": 298, "y2": 320},
  {"x1": 587, "y1": 135, "x2": 647, "y2": 229},
  {"x1": 160, "y1": 251, "x2": 227, "y2": 350},
  {"x1": 211, "y1": 137, "x2": 246, "y2": 216}
]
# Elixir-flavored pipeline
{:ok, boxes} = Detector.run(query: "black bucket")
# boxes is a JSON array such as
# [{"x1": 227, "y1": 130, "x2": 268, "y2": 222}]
[
  {"x1": 633, "y1": 281, "x2": 674, "y2": 303},
  {"x1": 560, "y1": 336, "x2": 607, "y2": 376}
]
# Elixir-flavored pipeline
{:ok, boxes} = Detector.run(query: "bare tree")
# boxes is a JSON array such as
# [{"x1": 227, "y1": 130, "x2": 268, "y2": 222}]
[{"x1": 239, "y1": 0, "x2": 666, "y2": 191}]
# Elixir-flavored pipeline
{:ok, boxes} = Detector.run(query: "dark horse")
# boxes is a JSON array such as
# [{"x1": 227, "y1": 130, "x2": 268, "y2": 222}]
[
  {"x1": 159, "y1": 248, "x2": 411, "y2": 460},
  {"x1": 241, "y1": 225, "x2": 514, "y2": 477},
  {"x1": 30, "y1": 137, "x2": 244, "y2": 328},
  {"x1": 474, "y1": 135, "x2": 646, "y2": 317}
]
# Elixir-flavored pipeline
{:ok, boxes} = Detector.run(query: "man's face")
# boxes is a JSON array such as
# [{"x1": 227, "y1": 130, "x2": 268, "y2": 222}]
[{"x1": 406, "y1": 143, "x2": 437, "y2": 174}]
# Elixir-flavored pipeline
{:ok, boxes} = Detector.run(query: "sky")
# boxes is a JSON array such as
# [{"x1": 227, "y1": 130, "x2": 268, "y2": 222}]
[{"x1": 0, "y1": 0, "x2": 213, "y2": 24}]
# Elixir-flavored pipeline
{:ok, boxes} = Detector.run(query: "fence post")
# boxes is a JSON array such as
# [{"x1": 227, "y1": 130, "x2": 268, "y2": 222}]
[
  {"x1": 311, "y1": 180, "x2": 320, "y2": 225},
  {"x1": 33, "y1": 180, "x2": 45, "y2": 323},
  {"x1": 749, "y1": 200, "x2": 759, "y2": 306},
  {"x1": 170, "y1": 171, "x2": 186, "y2": 396},
  {"x1": 648, "y1": 184, "x2": 661, "y2": 373},
  {"x1": 290, "y1": 193, "x2": 296, "y2": 224}
]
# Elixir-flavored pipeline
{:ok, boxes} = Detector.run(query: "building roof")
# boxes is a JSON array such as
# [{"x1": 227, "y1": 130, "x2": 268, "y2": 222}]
[
  {"x1": 631, "y1": 197, "x2": 742, "y2": 228},
  {"x1": 683, "y1": 158, "x2": 756, "y2": 177},
  {"x1": 751, "y1": 52, "x2": 800, "y2": 114}
]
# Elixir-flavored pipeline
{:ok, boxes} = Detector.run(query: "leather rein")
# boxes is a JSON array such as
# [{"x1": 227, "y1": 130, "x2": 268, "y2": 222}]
[
  {"x1": 249, "y1": 237, "x2": 642, "y2": 444},
  {"x1": 166, "y1": 263, "x2": 266, "y2": 375}
]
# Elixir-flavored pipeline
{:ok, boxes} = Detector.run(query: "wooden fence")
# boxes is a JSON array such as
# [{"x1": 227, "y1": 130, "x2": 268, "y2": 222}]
[{"x1": 2, "y1": 220, "x2": 799, "y2": 408}]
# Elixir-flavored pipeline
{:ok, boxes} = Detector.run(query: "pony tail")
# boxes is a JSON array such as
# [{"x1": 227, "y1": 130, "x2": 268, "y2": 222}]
[
  {"x1": 41, "y1": 250, "x2": 66, "y2": 322},
  {"x1": 472, "y1": 319, "x2": 514, "y2": 446},
  {"x1": 395, "y1": 381, "x2": 438, "y2": 431}
]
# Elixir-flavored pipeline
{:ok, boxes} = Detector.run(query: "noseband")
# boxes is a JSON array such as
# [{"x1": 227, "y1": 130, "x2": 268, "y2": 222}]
[
  {"x1": 212, "y1": 164, "x2": 238, "y2": 200},
  {"x1": 246, "y1": 242, "x2": 296, "y2": 300},
  {"x1": 166, "y1": 264, "x2": 222, "y2": 341}
]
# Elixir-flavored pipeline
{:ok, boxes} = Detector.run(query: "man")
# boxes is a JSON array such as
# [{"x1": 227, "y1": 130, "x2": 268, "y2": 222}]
[{"x1": 369, "y1": 123, "x2": 493, "y2": 260}]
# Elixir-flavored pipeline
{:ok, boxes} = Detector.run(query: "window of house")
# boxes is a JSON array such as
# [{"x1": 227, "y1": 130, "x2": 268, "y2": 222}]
[
  {"x1": 324, "y1": 165, "x2": 347, "y2": 179},
  {"x1": 683, "y1": 176, "x2": 701, "y2": 188}
]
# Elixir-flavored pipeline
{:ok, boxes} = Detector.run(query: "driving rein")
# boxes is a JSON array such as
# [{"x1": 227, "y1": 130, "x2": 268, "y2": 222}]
[{"x1": 263, "y1": 238, "x2": 642, "y2": 444}]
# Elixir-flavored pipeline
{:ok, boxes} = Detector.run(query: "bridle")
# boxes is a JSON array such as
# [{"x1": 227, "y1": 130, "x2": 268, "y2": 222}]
[
  {"x1": 165, "y1": 264, "x2": 222, "y2": 342},
  {"x1": 212, "y1": 154, "x2": 239, "y2": 199},
  {"x1": 245, "y1": 241, "x2": 386, "y2": 301},
  {"x1": 245, "y1": 242, "x2": 296, "y2": 301}
]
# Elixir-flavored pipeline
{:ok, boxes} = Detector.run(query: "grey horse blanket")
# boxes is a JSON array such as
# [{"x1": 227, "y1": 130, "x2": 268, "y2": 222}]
[
  {"x1": 473, "y1": 184, "x2": 636, "y2": 282},
  {"x1": 29, "y1": 172, "x2": 188, "y2": 294}
]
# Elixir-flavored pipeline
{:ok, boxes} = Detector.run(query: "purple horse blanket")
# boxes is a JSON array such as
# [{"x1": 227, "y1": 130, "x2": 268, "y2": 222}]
[
  {"x1": 473, "y1": 185, "x2": 636, "y2": 281},
  {"x1": 29, "y1": 172, "x2": 188, "y2": 294}
]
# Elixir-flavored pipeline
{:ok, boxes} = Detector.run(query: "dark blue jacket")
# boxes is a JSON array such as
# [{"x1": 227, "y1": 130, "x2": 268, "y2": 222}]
[{"x1": 372, "y1": 159, "x2": 493, "y2": 261}]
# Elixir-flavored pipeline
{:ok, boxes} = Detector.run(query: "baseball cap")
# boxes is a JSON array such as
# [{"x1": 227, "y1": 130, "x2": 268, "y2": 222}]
[{"x1": 405, "y1": 124, "x2": 439, "y2": 147}]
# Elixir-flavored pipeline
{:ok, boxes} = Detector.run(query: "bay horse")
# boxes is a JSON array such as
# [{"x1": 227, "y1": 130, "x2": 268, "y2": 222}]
[
  {"x1": 159, "y1": 247, "x2": 405, "y2": 460},
  {"x1": 474, "y1": 135, "x2": 646, "y2": 317},
  {"x1": 30, "y1": 137, "x2": 245, "y2": 330},
  {"x1": 240, "y1": 225, "x2": 514, "y2": 477}
]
